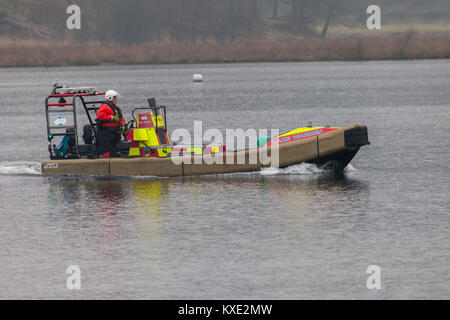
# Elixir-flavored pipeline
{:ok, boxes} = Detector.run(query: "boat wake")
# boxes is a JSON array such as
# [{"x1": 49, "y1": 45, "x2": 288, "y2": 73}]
[
  {"x1": 260, "y1": 163, "x2": 356, "y2": 176},
  {"x1": 0, "y1": 161, "x2": 356, "y2": 178},
  {"x1": 0, "y1": 162, "x2": 42, "y2": 175}
]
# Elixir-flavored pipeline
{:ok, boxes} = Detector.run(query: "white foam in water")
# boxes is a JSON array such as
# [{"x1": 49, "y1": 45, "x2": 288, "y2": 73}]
[
  {"x1": 260, "y1": 163, "x2": 357, "y2": 176},
  {"x1": 0, "y1": 162, "x2": 42, "y2": 175},
  {"x1": 260, "y1": 163, "x2": 323, "y2": 176}
]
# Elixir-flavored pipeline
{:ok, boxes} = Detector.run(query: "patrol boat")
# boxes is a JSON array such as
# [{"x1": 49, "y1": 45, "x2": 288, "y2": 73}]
[{"x1": 41, "y1": 85, "x2": 369, "y2": 177}]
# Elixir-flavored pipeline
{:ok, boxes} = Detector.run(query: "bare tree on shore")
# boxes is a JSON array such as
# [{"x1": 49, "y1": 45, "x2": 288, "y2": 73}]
[{"x1": 281, "y1": 0, "x2": 364, "y2": 38}]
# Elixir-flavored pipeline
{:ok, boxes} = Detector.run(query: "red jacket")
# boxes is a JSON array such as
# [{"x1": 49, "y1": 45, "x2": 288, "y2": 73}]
[{"x1": 97, "y1": 102, "x2": 125, "y2": 128}]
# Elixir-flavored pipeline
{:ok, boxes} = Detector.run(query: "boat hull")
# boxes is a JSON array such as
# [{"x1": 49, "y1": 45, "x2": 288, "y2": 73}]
[{"x1": 41, "y1": 124, "x2": 369, "y2": 177}]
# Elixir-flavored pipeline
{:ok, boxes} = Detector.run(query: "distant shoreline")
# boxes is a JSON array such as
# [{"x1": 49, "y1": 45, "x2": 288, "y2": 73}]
[{"x1": 1, "y1": 32, "x2": 449, "y2": 68}]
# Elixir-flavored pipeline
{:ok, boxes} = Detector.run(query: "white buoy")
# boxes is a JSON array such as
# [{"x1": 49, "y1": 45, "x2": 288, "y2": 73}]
[{"x1": 192, "y1": 73, "x2": 203, "y2": 82}]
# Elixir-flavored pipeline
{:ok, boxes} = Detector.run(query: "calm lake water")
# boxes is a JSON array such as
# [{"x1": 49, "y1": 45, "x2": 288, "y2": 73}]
[{"x1": 0, "y1": 60, "x2": 449, "y2": 299}]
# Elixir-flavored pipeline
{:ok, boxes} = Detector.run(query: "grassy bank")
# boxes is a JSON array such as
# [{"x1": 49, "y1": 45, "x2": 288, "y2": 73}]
[{"x1": 0, "y1": 31, "x2": 449, "y2": 67}]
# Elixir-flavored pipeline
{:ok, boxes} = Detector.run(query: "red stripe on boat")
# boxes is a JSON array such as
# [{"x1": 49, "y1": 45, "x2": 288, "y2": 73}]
[{"x1": 267, "y1": 128, "x2": 337, "y2": 146}]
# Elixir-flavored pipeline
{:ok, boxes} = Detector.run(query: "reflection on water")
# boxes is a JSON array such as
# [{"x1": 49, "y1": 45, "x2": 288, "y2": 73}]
[
  {"x1": 134, "y1": 181, "x2": 165, "y2": 216},
  {"x1": 133, "y1": 181, "x2": 165, "y2": 246},
  {"x1": 39, "y1": 171, "x2": 371, "y2": 298},
  {"x1": 46, "y1": 171, "x2": 369, "y2": 215},
  {"x1": 45, "y1": 172, "x2": 370, "y2": 241},
  {"x1": 45, "y1": 172, "x2": 371, "y2": 251}
]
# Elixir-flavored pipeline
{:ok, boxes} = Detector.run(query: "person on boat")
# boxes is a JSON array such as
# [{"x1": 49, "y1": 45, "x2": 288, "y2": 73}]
[{"x1": 96, "y1": 90, "x2": 126, "y2": 158}]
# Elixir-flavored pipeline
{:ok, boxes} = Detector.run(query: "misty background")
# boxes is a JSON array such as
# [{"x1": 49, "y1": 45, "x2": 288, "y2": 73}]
[{"x1": 0, "y1": 0, "x2": 449, "y2": 43}]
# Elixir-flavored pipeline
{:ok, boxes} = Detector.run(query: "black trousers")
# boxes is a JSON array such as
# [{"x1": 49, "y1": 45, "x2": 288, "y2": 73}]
[{"x1": 97, "y1": 127, "x2": 120, "y2": 156}]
